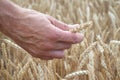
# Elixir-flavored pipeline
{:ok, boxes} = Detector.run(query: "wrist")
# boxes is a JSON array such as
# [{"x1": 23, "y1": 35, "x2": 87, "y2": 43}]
[
  {"x1": 0, "y1": 0, "x2": 24, "y2": 36},
  {"x1": 0, "y1": 0, "x2": 22, "y2": 16}
]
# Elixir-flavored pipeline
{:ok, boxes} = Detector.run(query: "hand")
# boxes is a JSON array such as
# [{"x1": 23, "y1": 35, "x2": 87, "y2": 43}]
[{"x1": 5, "y1": 9, "x2": 84, "y2": 60}]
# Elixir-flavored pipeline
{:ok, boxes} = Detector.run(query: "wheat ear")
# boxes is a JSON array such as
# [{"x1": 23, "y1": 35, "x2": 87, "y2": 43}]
[
  {"x1": 64, "y1": 70, "x2": 88, "y2": 79},
  {"x1": 69, "y1": 21, "x2": 93, "y2": 33}
]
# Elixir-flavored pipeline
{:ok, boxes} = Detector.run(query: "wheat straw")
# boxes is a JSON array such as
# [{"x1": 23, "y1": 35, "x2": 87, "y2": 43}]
[{"x1": 117, "y1": 58, "x2": 120, "y2": 78}]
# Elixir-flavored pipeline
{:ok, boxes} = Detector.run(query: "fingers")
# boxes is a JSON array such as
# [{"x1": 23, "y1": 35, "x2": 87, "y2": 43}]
[
  {"x1": 55, "y1": 42, "x2": 71, "y2": 49},
  {"x1": 46, "y1": 15, "x2": 84, "y2": 44},
  {"x1": 32, "y1": 50, "x2": 65, "y2": 59},
  {"x1": 47, "y1": 22, "x2": 84, "y2": 44},
  {"x1": 57, "y1": 30, "x2": 84, "y2": 44},
  {"x1": 47, "y1": 50, "x2": 64, "y2": 58},
  {"x1": 46, "y1": 15, "x2": 69, "y2": 30},
  {"x1": 46, "y1": 15, "x2": 81, "y2": 31},
  {"x1": 40, "y1": 42, "x2": 71, "y2": 50},
  {"x1": 42, "y1": 50, "x2": 65, "y2": 59}
]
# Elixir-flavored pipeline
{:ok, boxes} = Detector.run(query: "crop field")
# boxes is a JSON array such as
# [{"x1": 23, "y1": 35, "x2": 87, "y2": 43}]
[{"x1": 0, "y1": 0, "x2": 120, "y2": 80}]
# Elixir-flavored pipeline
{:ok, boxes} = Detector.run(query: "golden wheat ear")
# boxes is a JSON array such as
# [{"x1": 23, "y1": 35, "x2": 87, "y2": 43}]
[
  {"x1": 64, "y1": 70, "x2": 88, "y2": 79},
  {"x1": 69, "y1": 21, "x2": 93, "y2": 33}
]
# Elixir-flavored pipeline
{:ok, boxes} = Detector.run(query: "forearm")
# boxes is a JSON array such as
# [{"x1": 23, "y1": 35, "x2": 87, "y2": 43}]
[{"x1": 0, "y1": 0, "x2": 22, "y2": 36}]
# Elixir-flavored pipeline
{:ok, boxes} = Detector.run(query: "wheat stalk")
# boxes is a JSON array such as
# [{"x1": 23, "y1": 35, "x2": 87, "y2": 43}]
[
  {"x1": 17, "y1": 59, "x2": 31, "y2": 80},
  {"x1": 87, "y1": 51, "x2": 95, "y2": 80}
]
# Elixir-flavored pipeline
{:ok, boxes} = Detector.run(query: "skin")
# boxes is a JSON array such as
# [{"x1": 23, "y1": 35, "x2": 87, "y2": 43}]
[{"x1": 0, "y1": 0, "x2": 84, "y2": 60}]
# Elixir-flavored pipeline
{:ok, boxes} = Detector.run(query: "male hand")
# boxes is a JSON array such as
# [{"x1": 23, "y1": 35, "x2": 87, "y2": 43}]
[{"x1": 1, "y1": 8, "x2": 84, "y2": 60}]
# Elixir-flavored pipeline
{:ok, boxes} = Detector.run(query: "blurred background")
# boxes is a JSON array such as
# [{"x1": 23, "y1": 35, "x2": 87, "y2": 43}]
[{"x1": 0, "y1": 0, "x2": 120, "y2": 80}]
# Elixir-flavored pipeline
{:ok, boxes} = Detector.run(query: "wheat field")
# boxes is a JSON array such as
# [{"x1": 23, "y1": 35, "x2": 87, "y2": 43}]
[{"x1": 0, "y1": 0, "x2": 120, "y2": 80}]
